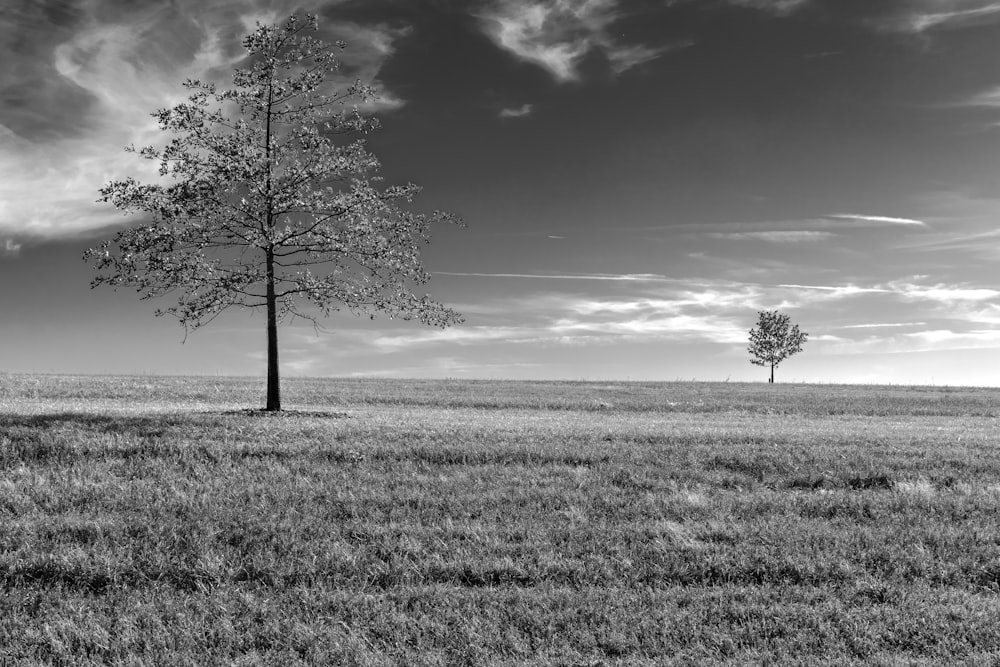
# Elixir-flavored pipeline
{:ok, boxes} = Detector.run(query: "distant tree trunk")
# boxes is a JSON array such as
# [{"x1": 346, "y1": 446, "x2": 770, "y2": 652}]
[
  {"x1": 265, "y1": 248, "x2": 281, "y2": 411},
  {"x1": 769, "y1": 362, "x2": 774, "y2": 384}
]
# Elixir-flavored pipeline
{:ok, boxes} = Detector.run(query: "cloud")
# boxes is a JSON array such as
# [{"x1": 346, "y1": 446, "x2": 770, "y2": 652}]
[
  {"x1": 840, "y1": 322, "x2": 927, "y2": 329},
  {"x1": 568, "y1": 289, "x2": 762, "y2": 316},
  {"x1": 371, "y1": 325, "x2": 532, "y2": 351},
  {"x1": 961, "y1": 86, "x2": 1000, "y2": 123},
  {"x1": 903, "y1": 329, "x2": 1000, "y2": 348},
  {"x1": 370, "y1": 278, "x2": 773, "y2": 353},
  {"x1": 285, "y1": 274, "x2": 1000, "y2": 368},
  {"x1": 346, "y1": 359, "x2": 542, "y2": 378},
  {"x1": 893, "y1": 283, "x2": 1000, "y2": 302},
  {"x1": 2, "y1": 239, "x2": 21, "y2": 257},
  {"x1": 826, "y1": 213, "x2": 927, "y2": 227},
  {"x1": 433, "y1": 271, "x2": 679, "y2": 282},
  {"x1": 727, "y1": 0, "x2": 811, "y2": 16},
  {"x1": 477, "y1": 0, "x2": 681, "y2": 82},
  {"x1": 871, "y1": 1, "x2": 1000, "y2": 33},
  {"x1": 499, "y1": 103, "x2": 534, "y2": 118},
  {"x1": 323, "y1": 21, "x2": 411, "y2": 113},
  {"x1": 780, "y1": 281, "x2": 1000, "y2": 304},
  {"x1": 0, "y1": 0, "x2": 406, "y2": 240},
  {"x1": 708, "y1": 231, "x2": 835, "y2": 243},
  {"x1": 607, "y1": 40, "x2": 692, "y2": 75},
  {"x1": 779, "y1": 284, "x2": 893, "y2": 296},
  {"x1": 654, "y1": 212, "x2": 930, "y2": 238},
  {"x1": 549, "y1": 313, "x2": 747, "y2": 343},
  {"x1": 966, "y1": 86, "x2": 1000, "y2": 107}
]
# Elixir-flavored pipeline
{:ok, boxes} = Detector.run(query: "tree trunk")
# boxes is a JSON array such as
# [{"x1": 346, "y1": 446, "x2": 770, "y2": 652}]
[
  {"x1": 769, "y1": 362, "x2": 774, "y2": 384},
  {"x1": 265, "y1": 248, "x2": 280, "y2": 411}
]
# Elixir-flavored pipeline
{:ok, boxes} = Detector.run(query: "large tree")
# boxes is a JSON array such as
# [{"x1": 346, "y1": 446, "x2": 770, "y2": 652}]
[
  {"x1": 86, "y1": 15, "x2": 461, "y2": 411},
  {"x1": 748, "y1": 310, "x2": 808, "y2": 383}
]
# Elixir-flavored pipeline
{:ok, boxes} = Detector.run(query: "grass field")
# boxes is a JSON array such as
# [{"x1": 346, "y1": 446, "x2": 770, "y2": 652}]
[{"x1": 2, "y1": 374, "x2": 1000, "y2": 665}]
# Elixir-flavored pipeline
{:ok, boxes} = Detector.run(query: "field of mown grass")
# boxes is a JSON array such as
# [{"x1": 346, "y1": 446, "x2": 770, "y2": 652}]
[{"x1": 2, "y1": 374, "x2": 1000, "y2": 665}]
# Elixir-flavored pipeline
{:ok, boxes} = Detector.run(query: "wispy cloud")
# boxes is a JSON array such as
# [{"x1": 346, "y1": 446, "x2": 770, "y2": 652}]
[
  {"x1": 346, "y1": 359, "x2": 542, "y2": 378},
  {"x1": 960, "y1": 85, "x2": 1000, "y2": 126},
  {"x1": 433, "y1": 271, "x2": 678, "y2": 282},
  {"x1": 0, "y1": 0, "x2": 405, "y2": 240},
  {"x1": 965, "y1": 86, "x2": 1000, "y2": 107},
  {"x1": 607, "y1": 40, "x2": 692, "y2": 75},
  {"x1": 780, "y1": 281, "x2": 1000, "y2": 303},
  {"x1": 727, "y1": 0, "x2": 812, "y2": 16},
  {"x1": 371, "y1": 326, "x2": 533, "y2": 351},
  {"x1": 893, "y1": 283, "x2": 1000, "y2": 302},
  {"x1": 779, "y1": 284, "x2": 893, "y2": 296},
  {"x1": 499, "y1": 103, "x2": 534, "y2": 118},
  {"x1": 268, "y1": 275, "x2": 1000, "y2": 374},
  {"x1": 840, "y1": 322, "x2": 927, "y2": 329},
  {"x1": 477, "y1": 0, "x2": 682, "y2": 82},
  {"x1": 324, "y1": 21, "x2": 412, "y2": 113},
  {"x1": 651, "y1": 212, "x2": 930, "y2": 237},
  {"x1": 568, "y1": 288, "x2": 763, "y2": 316},
  {"x1": 2, "y1": 239, "x2": 21, "y2": 257},
  {"x1": 939, "y1": 84, "x2": 1000, "y2": 129},
  {"x1": 827, "y1": 213, "x2": 927, "y2": 227},
  {"x1": 708, "y1": 231, "x2": 835, "y2": 243},
  {"x1": 903, "y1": 329, "x2": 1000, "y2": 348},
  {"x1": 362, "y1": 277, "x2": 986, "y2": 355},
  {"x1": 872, "y1": 1, "x2": 1000, "y2": 33},
  {"x1": 359, "y1": 278, "x2": 768, "y2": 353},
  {"x1": 549, "y1": 313, "x2": 747, "y2": 344}
]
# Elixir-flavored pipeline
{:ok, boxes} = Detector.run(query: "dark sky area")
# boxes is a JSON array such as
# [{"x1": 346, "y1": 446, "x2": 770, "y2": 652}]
[{"x1": 2, "y1": 0, "x2": 1000, "y2": 383}]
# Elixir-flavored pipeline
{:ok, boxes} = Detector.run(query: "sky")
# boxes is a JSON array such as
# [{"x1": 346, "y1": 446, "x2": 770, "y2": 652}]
[{"x1": 2, "y1": 0, "x2": 1000, "y2": 385}]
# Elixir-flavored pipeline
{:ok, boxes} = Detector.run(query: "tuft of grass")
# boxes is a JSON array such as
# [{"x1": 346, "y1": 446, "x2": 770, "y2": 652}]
[{"x1": 2, "y1": 375, "x2": 1000, "y2": 664}]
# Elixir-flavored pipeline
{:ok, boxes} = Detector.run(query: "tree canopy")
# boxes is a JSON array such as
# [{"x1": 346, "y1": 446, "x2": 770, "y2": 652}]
[
  {"x1": 86, "y1": 14, "x2": 462, "y2": 410},
  {"x1": 748, "y1": 310, "x2": 808, "y2": 383}
]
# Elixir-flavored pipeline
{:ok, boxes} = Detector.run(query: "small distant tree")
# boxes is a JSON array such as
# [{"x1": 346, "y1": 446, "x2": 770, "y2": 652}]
[
  {"x1": 748, "y1": 310, "x2": 807, "y2": 383},
  {"x1": 86, "y1": 14, "x2": 462, "y2": 411}
]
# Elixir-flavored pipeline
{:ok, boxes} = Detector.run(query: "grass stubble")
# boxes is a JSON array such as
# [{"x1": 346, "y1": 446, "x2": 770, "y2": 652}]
[{"x1": 1, "y1": 375, "x2": 1000, "y2": 665}]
